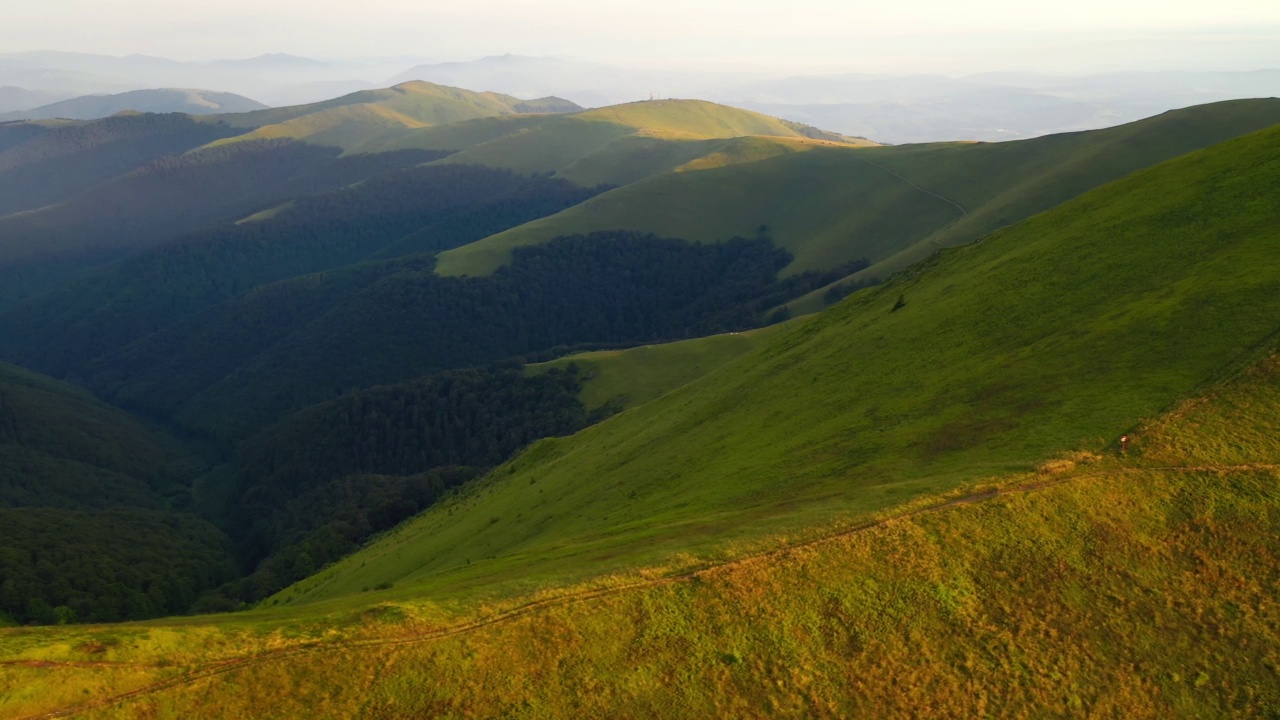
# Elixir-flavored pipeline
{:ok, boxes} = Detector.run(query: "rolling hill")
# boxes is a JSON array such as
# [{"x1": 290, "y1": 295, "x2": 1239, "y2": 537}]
[
  {"x1": 0, "y1": 88, "x2": 267, "y2": 122},
  {"x1": 289, "y1": 119, "x2": 1280, "y2": 604},
  {"x1": 375, "y1": 98, "x2": 873, "y2": 186},
  {"x1": 208, "y1": 81, "x2": 583, "y2": 151},
  {"x1": 435, "y1": 98, "x2": 1280, "y2": 279},
  {"x1": 3, "y1": 117, "x2": 1280, "y2": 720}
]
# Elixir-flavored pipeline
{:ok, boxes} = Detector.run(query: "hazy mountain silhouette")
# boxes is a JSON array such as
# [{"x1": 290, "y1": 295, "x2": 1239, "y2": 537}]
[{"x1": 0, "y1": 88, "x2": 268, "y2": 121}]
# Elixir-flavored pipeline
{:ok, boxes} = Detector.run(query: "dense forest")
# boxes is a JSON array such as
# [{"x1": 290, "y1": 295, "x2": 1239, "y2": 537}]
[
  {"x1": 0, "y1": 363, "x2": 235, "y2": 625},
  {"x1": 83, "y1": 234, "x2": 799, "y2": 440},
  {"x1": 208, "y1": 364, "x2": 604, "y2": 603},
  {"x1": 0, "y1": 165, "x2": 607, "y2": 373},
  {"x1": 0, "y1": 508, "x2": 237, "y2": 625}
]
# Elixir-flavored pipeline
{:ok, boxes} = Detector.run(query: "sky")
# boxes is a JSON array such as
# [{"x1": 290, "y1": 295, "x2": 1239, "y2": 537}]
[{"x1": 5, "y1": 0, "x2": 1280, "y2": 73}]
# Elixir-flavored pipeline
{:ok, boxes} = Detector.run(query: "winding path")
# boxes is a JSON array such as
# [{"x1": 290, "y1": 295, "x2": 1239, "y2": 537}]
[{"x1": 15, "y1": 461, "x2": 1280, "y2": 719}]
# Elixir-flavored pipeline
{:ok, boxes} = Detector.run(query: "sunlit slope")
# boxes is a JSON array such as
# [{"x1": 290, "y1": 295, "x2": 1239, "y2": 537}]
[
  {"x1": 207, "y1": 81, "x2": 572, "y2": 151},
  {"x1": 289, "y1": 123, "x2": 1280, "y2": 604},
  {"x1": 529, "y1": 322, "x2": 794, "y2": 413},
  {"x1": 8, "y1": 350, "x2": 1280, "y2": 719},
  {"x1": 440, "y1": 144, "x2": 957, "y2": 276},
  {"x1": 436, "y1": 98, "x2": 1280, "y2": 278},
  {"x1": 374, "y1": 99, "x2": 874, "y2": 186}
]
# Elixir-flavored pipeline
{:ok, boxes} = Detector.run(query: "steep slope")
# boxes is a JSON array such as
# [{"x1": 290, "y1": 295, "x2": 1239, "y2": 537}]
[
  {"x1": 0, "y1": 88, "x2": 268, "y2": 121},
  {"x1": 435, "y1": 98, "x2": 1280, "y2": 278},
  {"x1": 210, "y1": 81, "x2": 579, "y2": 151},
  {"x1": 292, "y1": 121, "x2": 1280, "y2": 603}
]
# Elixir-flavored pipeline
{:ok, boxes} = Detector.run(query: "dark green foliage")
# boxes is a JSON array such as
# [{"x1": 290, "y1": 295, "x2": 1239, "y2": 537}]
[
  {"x1": 0, "y1": 166, "x2": 605, "y2": 375},
  {"x1": 159, "y1": 233, "x2": 796, "y2": 440},
  {"x1": 892, "y1": 294, "x2": 907, "y2": 312},
  {"x1": 0, "y1": 363, "x2": 240, "y2": 624},
  {"x1": 220, "y1": 469, "x2": 481, "y2": 602},
  {"x1": 0, "y1": 363, "x2": 176, "y2": 495},
  {"x1": 214, "y1": 364, "x2": 596, "y2": 601},
  {"x1": 0, "y1": 114, "x2": 241, "y2": 216},
  {"x1": 0, "y1": 508, "x2": 238, "y2": 624}
]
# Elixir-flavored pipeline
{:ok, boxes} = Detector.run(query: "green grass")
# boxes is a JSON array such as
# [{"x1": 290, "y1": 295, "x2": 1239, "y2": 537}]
[
  {"x1": 7, "y1": 354, "x2": 1280, "y2": 717},
  {"x1": 5, "y1": 117, "x2": 1280, "y2": 720},
  {"x1": 368, "y1": 98, "x2": 875, "y2": 188},
  {"x1": 205, "y1": 81, "x2": 540, "y2": 152},
  {"x1": 436, "y1": 99, "x2": 1280, "y2": 278},
  {"x1": 282, "y1": 121, "x2": 1280, "y2": 607},
  {"x1": 528, "y1": 322, "x2": 795, "y2": 412}
]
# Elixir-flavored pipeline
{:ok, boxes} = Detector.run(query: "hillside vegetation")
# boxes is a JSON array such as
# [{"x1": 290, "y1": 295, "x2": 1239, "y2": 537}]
[
  {"x1": 5, "y1": 321, "x2": 1280, "y2": 718},
  {"x1": 292, "y1": 120, "x2": 1280, "y2": 603},
  {"x1": 2, "y1": 107, "x2": 1280, "y2": 719},
  {"x1": 0, "y1": 363, "x2": 236, "y2": 625},
  {"x1": 378, "y1": 99, "x2": 873, "y2": 187},
  {"x1": 435, "y1": 98, "x2": 1280, "y2": 278},
  {"x1": 210, "y1": 81, "x2": 582, "y2": 151}
]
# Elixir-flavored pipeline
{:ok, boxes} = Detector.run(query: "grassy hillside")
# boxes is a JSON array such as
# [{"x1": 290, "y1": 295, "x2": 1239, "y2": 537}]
[
  {"x1": 5, "y1": 344, "x2": 1280, "y2": 718},
  {"x1": 210, "y1": 81, "x2": 576, "y2": 152},
  {"x1": 369, "y1": 98, "x2": 875, "y2": 188},
  {"x1": 529, "y1": 323, "x2": 793, "y2": 413},
  {"x1": 436, "y1": 98, "x2": 1280, "y2": 278},
  {"x1": 288, "y1": 121, "x2": 1280, "y2": 604}
]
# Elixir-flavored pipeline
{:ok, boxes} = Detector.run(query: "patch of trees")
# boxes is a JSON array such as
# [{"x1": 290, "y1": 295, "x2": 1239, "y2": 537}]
[
  {"x1": 0, "y1": 364, "x2": 240, "y2": 625},
  {"x1": 206, "y1": 364, "x2": 601, "y2": 603},
  {"x1": 131, "y1": 233, "x2": 793, "y2": 440},
  {"x1": 0, "y1": 508, "x2": 238, "y2": 625},
  {"x1": 0, "y1": 165, "x2": 606, "y2": 374}
]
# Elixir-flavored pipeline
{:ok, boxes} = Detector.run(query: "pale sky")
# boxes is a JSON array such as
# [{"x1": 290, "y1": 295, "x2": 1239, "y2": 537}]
[{"x1": 5, "y1": 0, "x2": 1280, "y2": 72}]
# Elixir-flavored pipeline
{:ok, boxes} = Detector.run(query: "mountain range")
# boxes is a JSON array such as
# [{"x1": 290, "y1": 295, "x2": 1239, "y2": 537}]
[
  {"x1": 3, "y1": 50, "x2": 1277, "y2": 141},
  {"x1": 1, "y1": 75, "x2": 1279, "y2": 717}
]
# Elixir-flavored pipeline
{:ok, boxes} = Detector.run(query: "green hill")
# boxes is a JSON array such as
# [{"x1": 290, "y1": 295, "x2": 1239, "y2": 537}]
[
  {"x1": 289, "y1": 120, "x2": 1280, "y2": 604},
  {"x1": 435, "y1": 98, "x2": 1280, "y2": 278},
  {"x1": 6, "y1": 130, "x2": 1280, "y2": 714},
  {"x1": 377, "y1": 99, "x2": 872, "y2": 186},
  {"x1": 209, "y1": 81, "x2": 581, "y2": 152}
]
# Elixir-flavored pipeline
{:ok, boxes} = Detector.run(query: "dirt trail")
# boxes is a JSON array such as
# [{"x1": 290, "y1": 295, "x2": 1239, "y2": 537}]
[
  {"x1": 16, "y1": 461, "x2": 1280, "y2": 720},
  {"x1": 854, "y1": 157, "x2": 969, "y2": 217}
]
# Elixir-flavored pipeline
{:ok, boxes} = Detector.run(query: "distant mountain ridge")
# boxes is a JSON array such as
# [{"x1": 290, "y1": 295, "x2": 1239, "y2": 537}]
[{"x1": 0, "y1": 88, "x2": 268, "y2": 121}]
